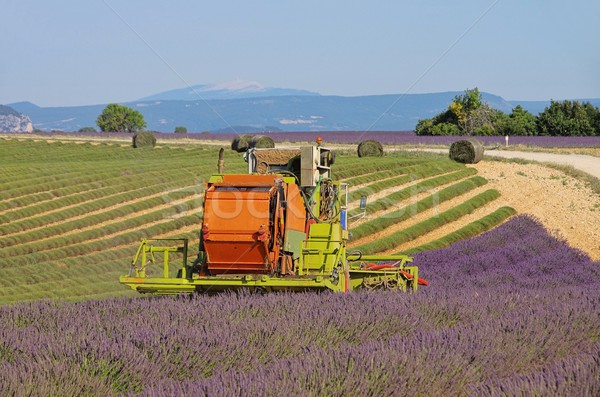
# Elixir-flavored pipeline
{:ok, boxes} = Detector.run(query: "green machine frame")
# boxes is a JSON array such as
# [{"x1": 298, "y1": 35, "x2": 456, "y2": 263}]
[
  {"x1": 120, "y1": 176, "x2": 421, "y2": 294},
  {"x1": 119, "y1": 238, "x2": 419, "y2": 294}
]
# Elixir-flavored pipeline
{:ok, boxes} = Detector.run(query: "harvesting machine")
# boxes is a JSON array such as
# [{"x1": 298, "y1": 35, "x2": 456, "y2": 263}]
[{"x1": 120, "y1": 144, "x2": 425, "y2": 294}]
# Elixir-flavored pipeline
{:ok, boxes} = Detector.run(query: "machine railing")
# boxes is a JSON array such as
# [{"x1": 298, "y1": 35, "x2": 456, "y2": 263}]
[{"x1": 129, "y1": 238, "x2": 189, "y2": 278}]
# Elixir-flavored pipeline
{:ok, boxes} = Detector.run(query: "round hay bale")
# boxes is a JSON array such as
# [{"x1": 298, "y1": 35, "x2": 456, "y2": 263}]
[
  {"x1": 132, "y1": 131, "x2": 156, "y2": 148},
  {"x1": 231, "y1": 134, "x2": 252, "y2": 152},
  {"x1": 357, "y1": 140, "x2": 384, "y2": 157},
  {"x1": 449, "y1": 138, "x2": 484, "y2": 164},
  {"x1": 250, "y1": 135, "x2": 275, "y2": 149}
]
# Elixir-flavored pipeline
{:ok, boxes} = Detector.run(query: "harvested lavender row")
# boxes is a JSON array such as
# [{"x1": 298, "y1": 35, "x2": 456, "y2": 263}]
[{"x1": 0, "y1": 216, "x2": 597, "y2": 396}]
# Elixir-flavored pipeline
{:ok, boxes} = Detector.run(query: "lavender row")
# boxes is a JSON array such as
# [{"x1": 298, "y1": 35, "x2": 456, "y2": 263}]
[
  {"x1": 1, "y1": 291, "x2": 597, "y2": 396},
  {"x1": 5, "y1": 130, "x2": 600, "y2": 147},
  {"x1": 413, "y1": 215, "x2": 598, "y2": 290},
  {"x1": 0, "y1": 216, "x2": 598, "y2": 396}
]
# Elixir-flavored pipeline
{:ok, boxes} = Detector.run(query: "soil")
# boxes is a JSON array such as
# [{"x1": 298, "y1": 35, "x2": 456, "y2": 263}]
[{"x1": 469, "y1": 161, "x2": 600, "y2": 260}]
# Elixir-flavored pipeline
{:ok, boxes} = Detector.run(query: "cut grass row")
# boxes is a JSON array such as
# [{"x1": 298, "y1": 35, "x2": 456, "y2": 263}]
[
  {"x1": 0, "y1": 230, "x2": 200, "y2": 281},
  {"x1": 2, "y1": 258, "x2": 183, "y2": 296},
  {"x1": 0, "y1": 276, "x2": 136, "y2": 305},
  {"x1": 0, "y1": 139, "x2": 223, "y2": 164},
  {"x1": 0, "y1": 230, "x2": 200, "y2": 304},
  {"x1": 0, "y1": 146, "x2": 154, "y2": 166},
  {"x1": 0, "y1": 158, "x2": 221, "y2": 204},
  {"x1": 0, "y1": 148, "x2": 241, "y2": 210},
  {"x1": 1, "y1": 163, "x2": 191, "y2": 201},
  {"x1": 352, "y1": 189, "x2": 501, "y2": 254},
  {"x1": 333, "y1": 157, "x2": 446, "y2": 180},
  {"x1": 348, "y1": 162, "x2": 465, "y2": 202},
  {"x1": 0, "y1": 140, "x2": 242, "y2": 183},
  {"x1": 1, "y1": 170, "x2": 186, "y2": 210},
  {"x1": 0, "y1": 150, "x2": 208, "y2": 191},
  {"x1": 0, "y1": 178, "x2": 200, "y2": 227},
  {"x1": 341, "y1": 160, "x2": 456, "y2": 187},
  {"x1": 0, "y1": 191, "x2": 197, "y2": 246},
  {"x1": 0, "y1": 213, "x2": 202, "y2": 267},
  {"x1": 401, "y1": 206, "x2": 517, "y2": 254},
  {"x1": 0, "y1": 198, "x2": 200, "y2": 258},
  {"x1": 350, "y1": 176, "x2": 488, "y2": 240},
  {"x1": 347, "y1": 168, "x2": 478, "y2": 218}
]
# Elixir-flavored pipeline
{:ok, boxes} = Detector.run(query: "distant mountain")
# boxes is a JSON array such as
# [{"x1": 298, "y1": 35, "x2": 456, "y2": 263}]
[
  {"x1": 139, "y1": 79, "x2": 320, "y2": 101},
  {"x1": 0, "y1": 104, "x2": 21, "y2": 117},
  {"x1": 9, "y1": 92, "x2": 600, "y2": 133},
  {"x1": 8, "y1": 102, "x2": 106, "y2": 132},
  {"x1": 0, "y1": 104, "x2": 33, "y2": 132}
]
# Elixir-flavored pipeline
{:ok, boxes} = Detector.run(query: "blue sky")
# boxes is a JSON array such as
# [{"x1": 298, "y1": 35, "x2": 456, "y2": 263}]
[{"x1": 2, "y1": 0, "x2": 599, "y2": 107}]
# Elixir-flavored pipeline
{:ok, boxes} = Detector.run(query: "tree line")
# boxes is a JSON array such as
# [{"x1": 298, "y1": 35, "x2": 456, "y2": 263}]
[{"x1": 415, "y1": 88, "x2": 600, "y2": 136}]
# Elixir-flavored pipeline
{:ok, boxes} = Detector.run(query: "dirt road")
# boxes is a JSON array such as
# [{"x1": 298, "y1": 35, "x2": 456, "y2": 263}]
[
  {"x1": 416, "y1": 148, "x2": 600, "y2": 178},
  {"x1": 483, "y1": 150, "x2": 600, "y2": 178}
]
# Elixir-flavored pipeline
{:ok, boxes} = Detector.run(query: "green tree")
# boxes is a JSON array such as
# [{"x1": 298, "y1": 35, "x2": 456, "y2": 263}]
[
  {"x1": 415, "y1": 109, "x2": 458, "y2": 135},
  {"x1": 501, "y1": 105, "x2": 537, "y2": 136},
  {"x1": 474, "y1": 125, "x2": 494, "y2": 136},
  {"x1": 174, "y1": 126, "x2": 188, "y2": 133},
  {"x1": 78, "y1": 127, "x2": 97, "y2": 133},
  {"x1": 96, "y1": 104, "x2": 146, "y2": 133},
  {"x1": 430, "y1": 122, "x2": 460, "y2": 135},
  {"x1": 537, "y1": 100, "x2": 594, "y2": 136},
  {"x1": 414, "y1": 87, "x2": 548, "y2": 136},
  {"x1": 415, "y1": 118, "x2": 434, "y2": 135},
  {"x1": 582, "y1": 102, "x2": 600, "y2": 135},
  {"x1": 449, "y1": 88, "x2": 483, "y2": 134}
]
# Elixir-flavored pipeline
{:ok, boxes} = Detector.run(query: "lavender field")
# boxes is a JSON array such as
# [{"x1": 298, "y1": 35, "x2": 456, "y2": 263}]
[
  {"x1": 262, "y1": 131, "x2": 600, "y2": 148},
  {"x1": 0, "y1": 216, "x2": 598, "y2": 396}
]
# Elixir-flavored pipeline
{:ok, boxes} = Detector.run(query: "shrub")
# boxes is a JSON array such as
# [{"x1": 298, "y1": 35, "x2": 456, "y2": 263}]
[
  {"x1": 474, "y1": 125, "x2": 495, "y2": 136},
  {"x1": 430, "y1": 122, "x2": 460, "y2": 136}
]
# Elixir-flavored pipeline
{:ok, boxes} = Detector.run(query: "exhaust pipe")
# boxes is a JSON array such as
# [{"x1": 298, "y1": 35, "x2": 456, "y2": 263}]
[{"x1": 217, "y1": 148, "x2": 224, "y2": 173}]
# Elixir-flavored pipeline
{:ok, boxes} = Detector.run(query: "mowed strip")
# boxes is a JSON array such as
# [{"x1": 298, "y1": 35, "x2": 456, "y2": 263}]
[
  {"x1": 348, "y1": 168, "x2": 478, "y2": 219},
  {"x1": 0, "y1": 162, "x2": 211, "y2": 217},
  {"x1": 349, "y1": 176, "x2": 488, "y2": 241},
  {"x1": 0, "y1": 228, "x2": 202, "y2": 303},
  {"x1": 346, "y1": 162, "x2": 463, "y2": 203},
  {"x1": 399, "y1": 206, "x2": 516, "y2": 255},
  {"x1": 0, "y1": 213, "x2": 203, "y2": 268},
  {"x1": 377, "y1": 189, "x2": 507, "y2": 254},
  {"x1": 0, "y1": 185, "x2": 200, "y2": 242},
  {"x1": 0, "y1": 226, "x2": 200, "y2": 285},
  {"x1": 349, "y1": 178, "x2": 493, "y2": 247},
  {"x1": 0, "y1": 197, "x2": 201, "y2": 258},
  {"x1": 351, "y1": 188, "x2": 501, "y2": 255},
  {"x1": 340, "y1": 159, "x2": 449, "y2": 189}
]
